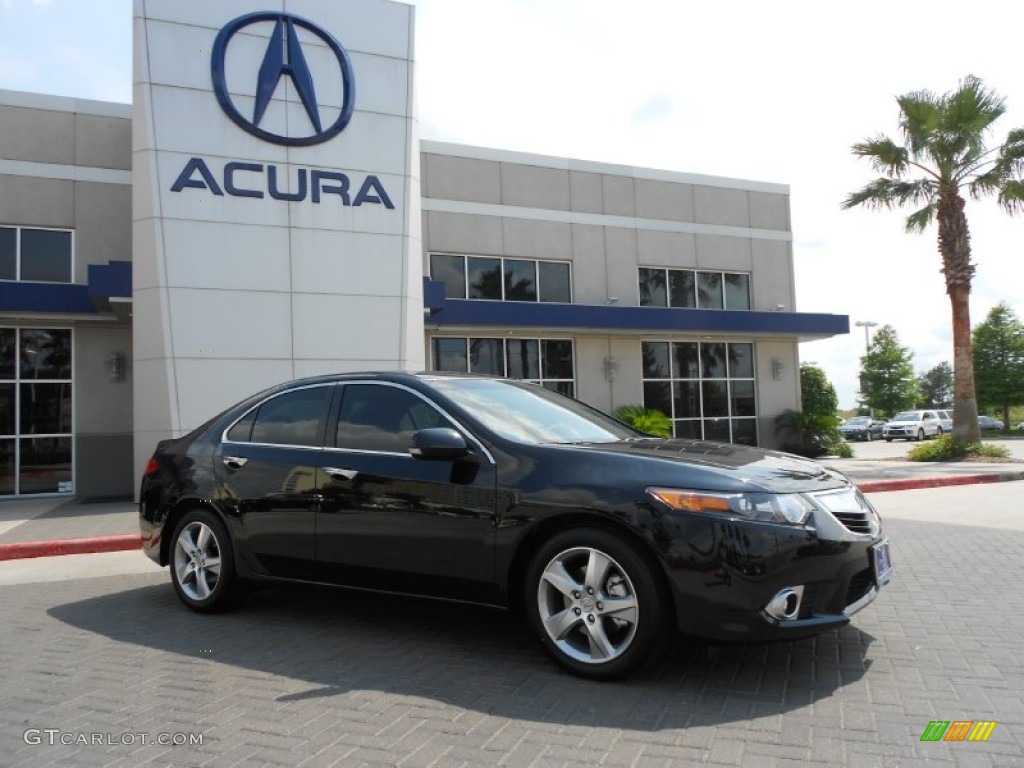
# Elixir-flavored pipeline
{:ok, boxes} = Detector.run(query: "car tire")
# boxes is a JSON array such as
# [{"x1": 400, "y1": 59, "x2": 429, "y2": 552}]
[
  {"x1": 936, "y1": 426, "x2": 944, "y2": 436},
  {"x1": 916, "y1": 429, "x2": 924, "y2": 441},
  {"x1": 865, "y1": 431, "x2": 873, "y2": 442},
  {"x1": 170, "y1": 508, "x2": 240, "y2": 614},
  {"x1": 885, "y1": 438, "x2": 892, "y2": 443},
  {"x1": 525, "y1": 527, "x2": 666, "y2": 680}
]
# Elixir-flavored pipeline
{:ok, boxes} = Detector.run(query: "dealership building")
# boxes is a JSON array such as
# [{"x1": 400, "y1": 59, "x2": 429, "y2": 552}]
[{"x1": 0, "y1": 0, "x2": 847, "y2": 500}]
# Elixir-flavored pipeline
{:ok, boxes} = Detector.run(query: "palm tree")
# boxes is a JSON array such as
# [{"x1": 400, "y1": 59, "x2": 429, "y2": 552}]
[{"x1": 842, "y1": 75, "x2": 1024, "y2": 441}]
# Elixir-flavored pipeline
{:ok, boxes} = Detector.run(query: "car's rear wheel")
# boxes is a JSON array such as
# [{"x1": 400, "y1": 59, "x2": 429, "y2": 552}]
[
  {"x1": 170, "y1": 509, "x2": 239, "y2": 613},
  {"x1": 885, "y1": 438, "x2": 892, "y2": 442},
  {"x1": 525, "y1": 528, "x2": 666, "y2": 680},
  {"x1": 937, "y1": 426, "x2": 944, "y2": 436}
]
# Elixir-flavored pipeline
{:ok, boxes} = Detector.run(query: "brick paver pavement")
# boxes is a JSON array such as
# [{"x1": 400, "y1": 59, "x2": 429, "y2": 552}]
[{"x1": 1, "y1": 517, "x2": 1021, "y2": 767}]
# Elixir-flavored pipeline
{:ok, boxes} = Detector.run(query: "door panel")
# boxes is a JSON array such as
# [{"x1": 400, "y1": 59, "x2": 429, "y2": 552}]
[{"x1": 314, "y1": 382, "x2": 498, "y2": 601}]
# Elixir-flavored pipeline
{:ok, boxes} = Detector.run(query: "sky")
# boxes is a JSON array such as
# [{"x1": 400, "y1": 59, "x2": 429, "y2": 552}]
[{"x1": 2, "y1": 0, "x2": 1022, "y2": 408}]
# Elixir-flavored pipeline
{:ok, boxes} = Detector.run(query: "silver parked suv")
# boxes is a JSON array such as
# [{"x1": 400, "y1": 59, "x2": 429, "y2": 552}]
[{"x1": 883, "y1": 410, "x2": 942, "y2": 442}]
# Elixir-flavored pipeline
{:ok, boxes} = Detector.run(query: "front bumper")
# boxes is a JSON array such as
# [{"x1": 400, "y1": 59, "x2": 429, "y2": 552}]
[{"x1": 651, "y1": 503, "x2": 888, "y2": 642}]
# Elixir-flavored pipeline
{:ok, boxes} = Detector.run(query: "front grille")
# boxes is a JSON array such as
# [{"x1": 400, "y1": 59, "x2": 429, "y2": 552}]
[
  {"x1": 845, "y1": 568, "x2": 874, "y2": 606},
  {"x1": 834, "y1": 511, "x2": 874, "y2": 534}
]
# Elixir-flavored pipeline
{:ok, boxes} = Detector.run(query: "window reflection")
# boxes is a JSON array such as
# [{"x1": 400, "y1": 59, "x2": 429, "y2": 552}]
[
  {"x1": 504, "y1": 259, "x2": 537, "y2": 302},
  {"x1": 639, "y1": 268, "x2": 667, "y2": 307},
  {"x1": 467, "y1": 257, "x2": 503, "y2": 300},
  {"x1": 697, "y1": 272, "x2": 724, "y2": 309},
  {"x1": 431, "y1": 336, "x2": 574, "y2": 396},
  {"x1": 642, "y1": 340, "x2": 758, "y2": 445},
  {"x1": 433, "y1": 254, "x2": 571, "y2": 304}
]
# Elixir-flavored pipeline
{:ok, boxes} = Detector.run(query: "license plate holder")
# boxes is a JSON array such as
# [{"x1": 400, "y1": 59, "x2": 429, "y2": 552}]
[{"x1": 872, "y1": 540, "x2": 892, "y2": 586}]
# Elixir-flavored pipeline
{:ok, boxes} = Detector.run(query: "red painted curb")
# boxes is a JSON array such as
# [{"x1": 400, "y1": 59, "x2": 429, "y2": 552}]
[
  {"x1": 858, "y1": 473, "x2": 1024, "y2": 493},
  {"x1": 0, "y1": 534, "x2": 142, "y2": 562}
]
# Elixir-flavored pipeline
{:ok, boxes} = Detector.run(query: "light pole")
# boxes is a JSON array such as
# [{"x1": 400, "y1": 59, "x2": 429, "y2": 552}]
[
  {"x1": 854, "y1": 320, "x2": 878, "y2": 353},
  {"x1": 855, "y1": 320, "x2": 878, "y2": 417}
]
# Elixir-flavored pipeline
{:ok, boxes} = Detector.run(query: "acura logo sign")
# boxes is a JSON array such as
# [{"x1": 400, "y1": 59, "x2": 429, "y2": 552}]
[{"x1": 211, "y1": 12, "x2": 356, "y2": 146}]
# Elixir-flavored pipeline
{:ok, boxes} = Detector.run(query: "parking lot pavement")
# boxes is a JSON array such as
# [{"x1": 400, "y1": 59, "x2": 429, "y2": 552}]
[{"x1": 2, "y1": 497, "x2": 1022, "y2": 766}]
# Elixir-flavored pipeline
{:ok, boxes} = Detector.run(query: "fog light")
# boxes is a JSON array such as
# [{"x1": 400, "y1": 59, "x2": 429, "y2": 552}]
[{"x1": 764, "y1": 586, "x2": 804, "y2": 621}]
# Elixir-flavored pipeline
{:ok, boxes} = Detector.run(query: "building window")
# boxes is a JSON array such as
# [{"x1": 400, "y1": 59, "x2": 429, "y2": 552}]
[
  {"x1": 639, "y1": 268, "x2": 750, "y2": 310},
  {"x1": 641, "y1": 340, "x2": 757, "y2": 445},
  {"x1": 431, "y1": 337, "x2": 575, "y2": 397},
  {"x1": 429, "y1": 254, "x2": 571, "y2": 303},
  {"x1": 1, "y1": 328, "x2": 74, "y2": 496},
  {"x1": 0, "y1": 227, "x2": 74, "y2": 283}
]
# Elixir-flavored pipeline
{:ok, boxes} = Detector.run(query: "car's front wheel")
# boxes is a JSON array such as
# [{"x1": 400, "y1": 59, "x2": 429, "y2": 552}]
[
  {"x1": 525, "y1": 528, "x2": 666, "y2": 680},
  {"x1": 170, "y1": 509, "x2": 239, "y2": 613},
  {"x1": 916, "y1": 428, "x2": 925, "y2": 441}
]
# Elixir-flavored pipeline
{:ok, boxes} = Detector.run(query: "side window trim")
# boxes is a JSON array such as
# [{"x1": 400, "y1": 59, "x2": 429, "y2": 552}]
[
  {"x1": 220, "y1": 383, "x2": 336, "y2": 448},
  {"x1": 331, "y1": 380, "x2": 495, "y2": 463}
]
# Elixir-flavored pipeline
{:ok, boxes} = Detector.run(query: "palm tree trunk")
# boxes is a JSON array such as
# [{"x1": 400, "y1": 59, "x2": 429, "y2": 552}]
[
  {"x1": 938, "y1": 192, "x2": 981, "y2": 442},
  {"x1": 949, "y1": 283, "x2": 980, "y2": 441}
]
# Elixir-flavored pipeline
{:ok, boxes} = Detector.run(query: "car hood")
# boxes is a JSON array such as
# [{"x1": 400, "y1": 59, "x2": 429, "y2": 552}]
[
  {"x1": 885, "y1": 420, "x2": 919, "y2": 426},
  {"x1": 558, "y1": 438, "x2": 850, "y2": 493}
]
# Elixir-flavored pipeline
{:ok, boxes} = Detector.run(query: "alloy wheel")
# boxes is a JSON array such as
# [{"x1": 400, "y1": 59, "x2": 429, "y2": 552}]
[
  {"x1": 536, "y1": 546, "x2": 639, "y2": 665},
  {"x1": 173, "y1": 521, "x2": 223, "y2": 602}
]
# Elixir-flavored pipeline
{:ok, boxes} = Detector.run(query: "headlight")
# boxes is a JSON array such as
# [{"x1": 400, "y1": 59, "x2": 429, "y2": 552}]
[{"x1": 646, "y1": 487, "x2": 815, "y2": 525}]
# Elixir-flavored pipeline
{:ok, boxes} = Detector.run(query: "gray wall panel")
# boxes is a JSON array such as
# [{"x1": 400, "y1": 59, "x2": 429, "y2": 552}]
[
  {"x1": 0, "y1": 105, "x2": 75, "y2": 164},
  {"x1": 75, "y1": 114, "x2": 132, "y2": 170},
  {"x1": 75, "y1": 433, "x2": 134, "y2": 499},
  {"x1": 0, "y1": 175, "x2": 74, "y2": 228}
]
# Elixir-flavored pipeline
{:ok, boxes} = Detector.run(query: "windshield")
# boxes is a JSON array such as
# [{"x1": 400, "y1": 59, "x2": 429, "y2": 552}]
[
  {"x1": 427, "y1": 378, "x2": 638, "y2": 444},
  {"x1": 891, "y1": 411, "x2": 920, "y2": 421}
]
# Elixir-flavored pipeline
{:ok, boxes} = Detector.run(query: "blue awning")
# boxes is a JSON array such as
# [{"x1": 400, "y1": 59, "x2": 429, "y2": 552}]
[{"x1": 423, "y1": 278, "x2": 848, "y2": 339}]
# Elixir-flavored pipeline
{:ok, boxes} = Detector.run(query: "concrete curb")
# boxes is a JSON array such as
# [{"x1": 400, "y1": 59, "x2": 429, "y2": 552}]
[
  {"x1": 858, "y1": 471, "x2": 1024, "y2": 493},
  {"x1": 0, "y1": 534, "x2": 142, "y2": 562}
]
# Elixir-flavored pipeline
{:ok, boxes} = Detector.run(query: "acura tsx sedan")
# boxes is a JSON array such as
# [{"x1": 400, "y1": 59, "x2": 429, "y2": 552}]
[{"x1": 139, "y1": 372, "x2": 891, "y2": 679}]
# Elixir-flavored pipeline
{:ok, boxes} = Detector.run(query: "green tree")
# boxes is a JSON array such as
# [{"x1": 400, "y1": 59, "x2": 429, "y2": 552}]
[
  {"x1": 917, "y1": 361, "x2": 953, "y2": 408},
  {"x1": 859, "y1": 325, "x2": 918, "y2": 417},
  {"x1": 775, "y1": 364, "x2": 848, "y2": 457},
  {"x1": 842, "y1": 75, "x2": 1024, "y2": 441},
  {"x1": 972, "y1": 302, "x2": 1024, "y2": 428}
]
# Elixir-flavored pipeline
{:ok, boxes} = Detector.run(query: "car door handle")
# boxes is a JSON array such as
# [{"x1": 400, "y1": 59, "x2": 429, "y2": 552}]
[
  {"x1": 223, "y1": 456, "x2": 249, "y2": 469},
  {"x1": 323, "y1": 466, "x2": 359, "y2": 481}
]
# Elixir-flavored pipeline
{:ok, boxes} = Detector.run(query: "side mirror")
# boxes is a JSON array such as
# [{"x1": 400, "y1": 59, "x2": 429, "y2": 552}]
[{"x1": 409, "y1": 427, "x2": 469, "y2": 461}]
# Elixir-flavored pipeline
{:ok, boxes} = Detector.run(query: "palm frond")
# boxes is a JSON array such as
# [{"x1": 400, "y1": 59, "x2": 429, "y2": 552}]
[
  {"x1": 851, "y1": 135, "x2": 908, "y2": 177},
  {"x1": 898, "y1": 90, "x2": 941, "y2": 156},
  {"x1": 905, "y1": 204, "x2": 937, "y2": 232},
  {"x1": 970, "y1": 168, "x2": 1006, "y2": 199},
  {"x1": 943, "y1": 75, "x2": 1006, "y2": 137},
  {"x1": 997, "y1": 180, "x2": 1024, "y2": 213},
  {"x1": 842, "y1": 178, "x2": 934, "y2": 211}
]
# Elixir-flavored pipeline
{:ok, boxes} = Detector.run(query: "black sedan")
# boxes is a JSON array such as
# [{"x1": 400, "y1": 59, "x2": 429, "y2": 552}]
[
  {"x1": 841, "y1": 416, "x2": 885, "y2": 442},
  {"x1": 140, "y1": 373, "x2": 890, "y2": 679}
]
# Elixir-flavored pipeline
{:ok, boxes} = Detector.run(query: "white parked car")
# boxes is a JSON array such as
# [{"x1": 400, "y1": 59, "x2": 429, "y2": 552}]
[{"x1": 883, "y1": 410, "x2": 943, "y2": 442}]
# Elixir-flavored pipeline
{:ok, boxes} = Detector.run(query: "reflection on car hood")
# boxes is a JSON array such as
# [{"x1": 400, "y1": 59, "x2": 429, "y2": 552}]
[{"x1": 564, "y1": 438, "x2": 850, "y2": 493}]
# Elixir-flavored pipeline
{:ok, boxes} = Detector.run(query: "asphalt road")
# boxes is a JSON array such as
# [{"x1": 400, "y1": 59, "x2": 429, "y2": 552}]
[{"x1": 0, "y1": 483, "x2": 1021, "y2": 767}]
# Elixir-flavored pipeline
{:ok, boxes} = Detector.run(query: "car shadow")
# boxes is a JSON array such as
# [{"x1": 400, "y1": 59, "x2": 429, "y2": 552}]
[{"x1": 48, "y1": 580, "x2": 875, "y2": 732}]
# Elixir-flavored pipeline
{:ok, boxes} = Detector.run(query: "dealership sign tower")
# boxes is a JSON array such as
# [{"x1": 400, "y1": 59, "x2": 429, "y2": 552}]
[{"x1": 133, "y1": 0, "x2": 422, "y2": 473}]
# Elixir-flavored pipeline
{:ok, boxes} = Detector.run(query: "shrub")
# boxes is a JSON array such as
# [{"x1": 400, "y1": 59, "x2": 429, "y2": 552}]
[
  {"x1": 907, "y1": 434, "x2": 1011, "y2": 461},
  {"x1": 614, "y1": 405, "x2": 672, "y2": 437},
  {"x1": 774, "y1": 409, "x2": 850, "y2": 458}
]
